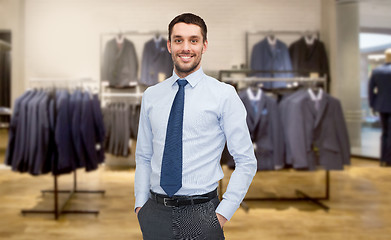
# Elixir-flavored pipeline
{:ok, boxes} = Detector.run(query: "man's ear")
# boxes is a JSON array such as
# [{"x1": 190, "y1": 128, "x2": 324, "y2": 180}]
[
  {"x1": 202, "y1": 40, "x2": 208, "y2": 54},
  {"x1": 167, "y1": 40, "x2": 172, "y2": 54}
]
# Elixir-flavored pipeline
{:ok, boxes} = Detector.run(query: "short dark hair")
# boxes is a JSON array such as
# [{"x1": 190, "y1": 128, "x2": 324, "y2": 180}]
[{"x1": 168, "y1": 13, "x2": 207, "y2": 42}]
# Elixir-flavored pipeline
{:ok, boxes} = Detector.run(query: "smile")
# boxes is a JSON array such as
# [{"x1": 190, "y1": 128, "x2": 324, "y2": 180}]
[{"x1": 179, "y1": 55, "x2": 193, "y2": 62}]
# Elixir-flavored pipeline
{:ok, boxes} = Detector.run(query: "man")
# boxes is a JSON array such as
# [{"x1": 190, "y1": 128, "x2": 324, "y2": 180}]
[{"x1": 135, "y1": 13, "x2": 257, "y2": 239}]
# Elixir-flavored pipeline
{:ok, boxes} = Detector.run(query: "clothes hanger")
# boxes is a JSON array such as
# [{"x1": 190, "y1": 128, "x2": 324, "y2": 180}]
[{"x1": 265, "y1": 30, "x2": 276, "y2": 46}]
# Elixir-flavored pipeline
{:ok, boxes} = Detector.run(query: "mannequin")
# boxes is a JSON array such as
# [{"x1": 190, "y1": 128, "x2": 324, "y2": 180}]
[{"x1": 368, "y1": 48, "x2": 391, "y2": 165}]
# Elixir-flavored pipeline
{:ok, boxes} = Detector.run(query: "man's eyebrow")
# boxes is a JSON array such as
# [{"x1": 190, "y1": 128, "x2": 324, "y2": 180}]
[{"x1": 172, "y1": 35, "x2": 200, "y2": 39}]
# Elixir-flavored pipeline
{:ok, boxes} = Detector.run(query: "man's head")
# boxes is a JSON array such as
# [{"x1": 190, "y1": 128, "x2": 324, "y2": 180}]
[{"x1": 167, "y1": 13, "x2": 208, "y2": 78}]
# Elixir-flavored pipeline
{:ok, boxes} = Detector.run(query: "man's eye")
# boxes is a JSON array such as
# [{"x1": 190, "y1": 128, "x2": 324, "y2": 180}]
[
  {"x1": 191, "y1": 40, "x2": 198, "y2": 43},
  {"x1": 175, "y1": 39, "x2": 182, "y2": 43}
]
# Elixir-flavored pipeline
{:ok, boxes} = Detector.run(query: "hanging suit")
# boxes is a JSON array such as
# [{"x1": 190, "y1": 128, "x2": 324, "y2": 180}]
[
  {"x1": 289, "y1": 37, "x2": 330, "y2": 80},
  {"x1": 225, "y1": 89, "x2": 284, "y2": 171},
  {"x1": 250, "y1": 38, "x2": 293, "y2": 89},
  {"x1": 102, "y1": 38, "x2": 138, "y2": 87},
  {"x1": 280, "y1": 90, "x2": 350, "y2": 170},
  {"x1": 368, "y1": 63, "x2": 391, "y2": 164},
  {"x1": 139, "y1": 37, "x2": 173, "y2": 86}
]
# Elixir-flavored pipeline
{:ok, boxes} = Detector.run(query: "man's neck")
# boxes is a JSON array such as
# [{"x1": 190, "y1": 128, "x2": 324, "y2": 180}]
[{"x1": 174, "y1": 66, "x2": 201, "y2": 79}]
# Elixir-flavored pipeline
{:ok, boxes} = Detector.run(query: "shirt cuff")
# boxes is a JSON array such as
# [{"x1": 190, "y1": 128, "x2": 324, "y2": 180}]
[
  {"x1": 215, "y1": 198, "x2": 240, "y2": 221},
  {"x1": 134, "y1": 192, "x2": 150, "y2": 211}
]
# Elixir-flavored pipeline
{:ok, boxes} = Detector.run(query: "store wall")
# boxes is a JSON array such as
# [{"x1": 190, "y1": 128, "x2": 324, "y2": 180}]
[
  {"x1": 0, "y1": 0, "x2": 25, "y2": 108},
  {"x1": 23, "y1": 0, "x2": 322, "y2": 92},
  {"x1": 360, "y1": 0, "x2": 391, "y2": 30}
]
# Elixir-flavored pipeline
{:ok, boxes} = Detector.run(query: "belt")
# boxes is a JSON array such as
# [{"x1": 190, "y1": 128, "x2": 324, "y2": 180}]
[{"x1": 150, "y1": 189, "x2": 217, "y2": 207}]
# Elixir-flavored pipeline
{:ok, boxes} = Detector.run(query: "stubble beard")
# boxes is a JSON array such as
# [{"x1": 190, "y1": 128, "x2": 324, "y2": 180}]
[{"x1": 172, "y1": 52, "x2": 202, "y2": 77}]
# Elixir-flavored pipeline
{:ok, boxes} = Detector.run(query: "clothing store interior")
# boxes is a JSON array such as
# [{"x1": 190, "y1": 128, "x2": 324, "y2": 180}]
[{"x1": 1, "y1": 0, "x2": 391, "y2": 239}]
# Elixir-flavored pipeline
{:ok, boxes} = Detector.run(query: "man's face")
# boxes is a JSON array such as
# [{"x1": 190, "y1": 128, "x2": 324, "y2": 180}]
[{"x1": 168, "y1": 22, "x2": 208, "y2": 78}]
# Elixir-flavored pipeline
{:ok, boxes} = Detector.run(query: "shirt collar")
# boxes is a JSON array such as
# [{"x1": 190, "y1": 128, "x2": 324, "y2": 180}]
[
  {"x1": 170, "y1": 67, "x2": 204, "y2": 88},
  {"x1": 308, "y1": 88, "x2": 323, "y2": 101}
]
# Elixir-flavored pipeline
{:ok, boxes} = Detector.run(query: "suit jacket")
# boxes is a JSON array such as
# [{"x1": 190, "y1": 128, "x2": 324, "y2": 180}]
[
  {"x1": 250, "y1": 38, "x2": 293, "y2": 89},
  {"x1": 102, "y1": 38, "x2": 138, "y2": 87},
  {"x1": 139, "y1": 38, "x2": 173, "y2": 86},
  {"x1": 54, "y1": 90, "x2": 77, "y2": 175},
  {"x1": 368, "y1": 63, "x2": 391, "y2": 113},
  {"x1": 225, "y1": 89, "x2": 284, "y2": 171},
  {"x1": 281, "y1": 90, "x2": 350, "y2": 170},
  {"x1": 32, "y1": 91, "x2": 51, "y2": 175},
  {"x1": 71, "y1": 90, "x2": 87, "y2": 168},
  {"x1": 11, "y1": 90, "x2": 37, "y2": 172},
  {"x1": 92, "y1": 94, "x2": 106, "y2": 163},
  {"x1": 5, "y1": 90, "x2": 31, "y2": 167},
  {"x1": 289, "y1": 37, "x2": 330, "y2": 80}
]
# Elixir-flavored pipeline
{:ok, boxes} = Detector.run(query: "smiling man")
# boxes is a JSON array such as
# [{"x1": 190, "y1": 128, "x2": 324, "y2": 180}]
[{"x1": 134, "y1": 13, "x2": 257, "y2": 240}]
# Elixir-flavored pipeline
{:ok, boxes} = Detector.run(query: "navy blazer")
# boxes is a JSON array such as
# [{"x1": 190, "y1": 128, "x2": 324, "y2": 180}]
[
  {"x1": 250, "y1": 38, "x2": 293, "y2": 88},
  {"x1": 239, "y1": 90, "x2": 284, "y2": 170},
  {"x1": 5, "y1": 90, "x2": 31, "y2": 167},
  {"x1": 368, "y1": 63, "x2": 391, "y2": 113},
  {"x1": 225, "y1": 89, "x2": 284, "y2": 171},
  {"x1": 54, "y1": 90, "x2": 77, "y2": 175},
  {"x1": 139, "y1": 38, "x2": 173, "y2": 86},
  {"x1": 81, "y1": 92, "x2": 99, "y2": 171}
]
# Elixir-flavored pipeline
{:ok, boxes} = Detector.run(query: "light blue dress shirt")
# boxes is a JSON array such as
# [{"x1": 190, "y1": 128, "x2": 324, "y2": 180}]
[{"x1": 134, "y1": 68, "x2": 257, "y2": 220}]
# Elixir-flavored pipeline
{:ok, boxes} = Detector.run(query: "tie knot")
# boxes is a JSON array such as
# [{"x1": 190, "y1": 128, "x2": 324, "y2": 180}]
[{"x1": 177, "y1": 79, "x2": 188, "y2": 87}]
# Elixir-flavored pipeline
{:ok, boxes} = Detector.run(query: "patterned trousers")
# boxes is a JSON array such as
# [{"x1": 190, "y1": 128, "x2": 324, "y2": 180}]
[{"x1": 137, "y1": 196, "x2": 225, "y2": 240}]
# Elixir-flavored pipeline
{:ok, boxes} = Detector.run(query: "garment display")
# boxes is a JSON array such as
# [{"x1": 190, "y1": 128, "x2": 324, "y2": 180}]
[
  {"x1": 250, "y1": 37, "x2": 294, "y2": 89},
  {"x1": 103, "y1": 102, "x2": 140, "y2": 157},
  {"x1": 5, "y1": 89, "x2": 105, "y2": 175},
  {"x1": 139, "y1": 36, "x2": 173, "y2": 86},
  {"x1": 225, "y1": 88, "x2": 284, "y2": 170},
  {"x1": 279, "y1": 88, "x2": 350, "y2": 170},
  {"x1": 289, "y1": 36, "x2": 330, "y2": 81},
  {"x1": 102, "y1": 37, "x2": 139, "y2": 88},
  {"x1": 368, "y1": 62, "x2": 391, "y2": 164}
]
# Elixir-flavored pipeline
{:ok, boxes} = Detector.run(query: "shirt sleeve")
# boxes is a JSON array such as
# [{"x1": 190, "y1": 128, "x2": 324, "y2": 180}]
[
  {"x1": 134, "y1": 89, "x2": 153, "y2": 210},
  {"x1": 215, "y1": 86, "x2": 257, "y2": 220}
]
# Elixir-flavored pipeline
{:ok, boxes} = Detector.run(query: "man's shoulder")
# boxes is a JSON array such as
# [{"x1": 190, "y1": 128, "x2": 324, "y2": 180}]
[{"x1": 203, "y1": 74, "x2": 235, "y2": 91}]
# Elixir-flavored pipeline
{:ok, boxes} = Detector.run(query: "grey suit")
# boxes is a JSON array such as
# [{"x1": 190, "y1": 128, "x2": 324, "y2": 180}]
[
  {"x1": 102, "y1": 38, "x2": 138, "y2": 87},
  {"x1": 280, "y1": 90, "x2": 350, "y2": 170}
]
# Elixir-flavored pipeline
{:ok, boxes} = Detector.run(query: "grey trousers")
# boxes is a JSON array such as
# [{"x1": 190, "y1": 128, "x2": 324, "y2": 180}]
[{"x1": 137, "y1": 196, "x2": 225, "y2": 240}]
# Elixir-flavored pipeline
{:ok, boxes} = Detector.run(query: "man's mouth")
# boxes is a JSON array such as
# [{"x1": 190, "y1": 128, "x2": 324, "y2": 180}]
[{"x1": 179, "y1": 55, "x2": 193, "y2": 62}]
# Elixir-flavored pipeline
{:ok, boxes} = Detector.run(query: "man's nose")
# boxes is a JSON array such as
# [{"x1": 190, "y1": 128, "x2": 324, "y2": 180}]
[{"x1": 182, "y1": 40, "x2": 191, "y2": 51}]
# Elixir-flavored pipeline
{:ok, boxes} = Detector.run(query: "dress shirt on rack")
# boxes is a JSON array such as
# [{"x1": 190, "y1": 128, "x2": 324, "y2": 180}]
[
  {"x1": 250, "y1": 37, "x2": 294, "y2": 89},
  {"x1": 139, "y1": 37, "x2": 173, "y2": 86},
  {"x1": 5, "y1": 89, "x2": 105, "y2": 175},
  {"x1": 102, "y1": 37, "x2": 138, "y2": 88}
]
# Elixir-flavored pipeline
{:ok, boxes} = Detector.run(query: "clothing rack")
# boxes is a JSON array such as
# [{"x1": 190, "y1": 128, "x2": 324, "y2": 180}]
[
  {"x1": 245, "y1": 30, "x2": 319, "y2": 69},
  {"x1": 218, "y1": 70, "x2": 330, "y2": 212},
  {"x1": 21, "y1": 78, "x2": 105, "y2": 220},
  {"x1": 99, "y1": 30, "x2": 167, "y2": 100}
]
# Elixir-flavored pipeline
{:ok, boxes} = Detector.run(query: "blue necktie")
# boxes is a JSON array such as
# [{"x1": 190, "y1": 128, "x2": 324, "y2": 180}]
[{"x1": 160, "y1": 79, "x2": 188, "y2": 197}]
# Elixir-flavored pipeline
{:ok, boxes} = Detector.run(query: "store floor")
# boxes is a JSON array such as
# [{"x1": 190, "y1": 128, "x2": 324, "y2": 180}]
[{"x1": 0, "y1": 158, "x2": 390, "y2": 240}]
